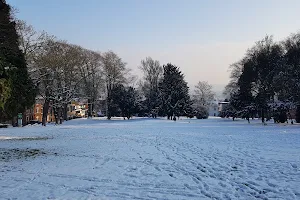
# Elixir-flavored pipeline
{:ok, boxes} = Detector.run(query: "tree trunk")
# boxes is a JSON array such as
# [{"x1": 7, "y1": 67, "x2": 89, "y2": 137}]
[
  {"x1": 11, "y1": 117, "x2": 16, "y2": 127},
  {"x1": 88, "y1": 98, "x2": 93, "y2": 118},
  {"x1": 59, "y1": 107, "x2": 63, "y2": 124},
  {"x1": 106, "y1": 96, "x2": 111, "y2": 120},
  {"x1": 53, "y1": 106, "x2": 59, "y2": 124},
  {"x1": 172, "y1": 113, "x2": 176, "y2": 121},
  {"x1": 63, "y1": 103, "x2": 68, "y2": 121},
  {"x1": 22, "y1": 109, "x2": 27, "y2": 126},
  {"x1": 296, "y1": 105, "x2": 300, "y2": 123},
  {"x1": 91, "y1": 101, "x2": 94, "y2": 117},
  {"x1": 261, "y1": 108, "x2": 265, "y2": 123},
  {"x1": 0, "y1": 110, "x2": 3, "y2": 124},
  {"x1": 42, "y1": 99, "x2": 50, "y2": 126}
]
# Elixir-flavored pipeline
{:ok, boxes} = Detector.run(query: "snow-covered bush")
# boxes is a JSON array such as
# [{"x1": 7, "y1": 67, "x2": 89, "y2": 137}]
[{"x1": 195, "y1": 106, "x2": 209, "y2": 119}]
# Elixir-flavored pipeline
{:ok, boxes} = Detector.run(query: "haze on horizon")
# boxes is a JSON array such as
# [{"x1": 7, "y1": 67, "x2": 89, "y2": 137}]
[{"x1": 8, "y1": 0, "x2": 300, "y2": 94}]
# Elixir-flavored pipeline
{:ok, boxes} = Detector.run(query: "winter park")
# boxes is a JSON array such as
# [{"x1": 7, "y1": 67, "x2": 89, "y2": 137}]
[{"x1": 1, "y1": 0, "x2": 300, "y2": 199}]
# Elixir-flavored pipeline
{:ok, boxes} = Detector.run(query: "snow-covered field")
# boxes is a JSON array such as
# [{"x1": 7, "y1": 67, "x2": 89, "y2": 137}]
[{"x1": 0, "y1": 117, "x2": 299, "y2": 200}]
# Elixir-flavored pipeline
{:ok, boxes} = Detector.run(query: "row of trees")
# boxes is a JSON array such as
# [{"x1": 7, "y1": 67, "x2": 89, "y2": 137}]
[
  {"x1": 0, "y1": 0, "x2": 216, "y2": 125},
  {"x1": 1, "y1": 0, "x2": 133, "y2": 125},
  {"x1": 139, "y1": 59, "x2": 215, "y2": 120},
  {"x1": 17, "y1": 19, "x2": 134, "y2": 125},
  {"x1": 223, "y1": 35, "x2": 300, "y2": 123}
]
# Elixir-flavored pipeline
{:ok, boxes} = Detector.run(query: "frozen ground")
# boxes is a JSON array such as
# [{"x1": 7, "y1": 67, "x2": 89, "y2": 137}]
[{"x1": 0, "y1": 117, "x2": 299, "y2": 200}]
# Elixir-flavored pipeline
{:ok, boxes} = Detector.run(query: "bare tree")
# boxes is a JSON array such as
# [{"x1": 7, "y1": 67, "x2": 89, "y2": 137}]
[
  {"x1": 16, "y1": 20, "x2": 57, "y2": 125},
  {"x1": 18, "y1": 34, "x2": 86, "y2": 125},
  {"x1": 101, "y1": 51, "x2": 129, "y2": 119},
  {"x1": 193, "y1": 81, "x2": 215, "y2": 109},
  {"x1": 16, "y1": 20, "x2": 51, "y2": 61},
  {"x1": 77, "y1": 48, "x2": 103, "y2": 117},
  {"x1": 139, "y1": 57, "x2": 162, "y2": 115},
  {"x1": 16, "y1": 21, "x2": 135, "y2": 123},
  {"x1": 34, "y1": 39, "x2": 64, "y2": 125},
  {"x1": 223, "y1": 61, "x2": 244, "y2": 98}
]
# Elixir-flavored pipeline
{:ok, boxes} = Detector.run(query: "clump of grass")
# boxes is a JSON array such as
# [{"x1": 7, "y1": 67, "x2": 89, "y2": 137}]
[
  {"x1": 0, "y1": 148, "x2": 47, "y2": 161},
  {"x1": 14, "y1": 137, "x2": 50, "y2": 141}
]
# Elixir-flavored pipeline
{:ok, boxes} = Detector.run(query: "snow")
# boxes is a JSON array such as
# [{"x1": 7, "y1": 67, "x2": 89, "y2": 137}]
[
  {"x1": 0, "y1": 117, "x2": 299, "y2": 199},
  {"x1": 0, "y1": 136, "x2": 21, "y2": 140}
]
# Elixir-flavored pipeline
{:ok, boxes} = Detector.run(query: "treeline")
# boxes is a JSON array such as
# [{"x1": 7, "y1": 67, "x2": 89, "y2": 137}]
[
  {"x1": 111, "y1": 61, "x2": 215, "y2": 121},
  {"x1": 0, "y1": 1, "x2": 216, "y2": 125},
  {"x1": 223, "y1": 35, "x2": 300, "y2": 123}
]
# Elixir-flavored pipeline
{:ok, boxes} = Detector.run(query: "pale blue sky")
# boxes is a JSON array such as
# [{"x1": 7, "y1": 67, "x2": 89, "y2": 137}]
[{"x1": 8, "y1": 0, "x2": 300, "y2": 93}]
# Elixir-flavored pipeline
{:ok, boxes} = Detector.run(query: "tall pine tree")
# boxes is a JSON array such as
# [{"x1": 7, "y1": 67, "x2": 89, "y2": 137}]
[
  {"x1": 159, "y1": 63, "x2": 191, "y2": 119},
  {"x1": 0, "y1": 0, "x2": 36, "y2": 123}
]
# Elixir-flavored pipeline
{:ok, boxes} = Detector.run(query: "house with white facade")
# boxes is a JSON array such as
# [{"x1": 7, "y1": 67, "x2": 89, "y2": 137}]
[
  {"x1": 208, "y1": 99, "x2": 230, "y2": 117},
  {"x1": 208, "y1": 99, "x2": 219, "y2": 116}
]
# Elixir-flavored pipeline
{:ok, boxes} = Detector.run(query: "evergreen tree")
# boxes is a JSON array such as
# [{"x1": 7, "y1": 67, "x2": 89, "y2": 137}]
[
  {"x1": 111, "y1": 84, "x2": 139, "y2": 119},
  {"x1": 236, "y1": 60, "x2": 256, "y2": 120},
  {"x1": 159, "y1": 63, "x2": 191, "y2": 119},
  {"x1": 242, "y1": 36, "x2": 283, "y2": 123},
  {"x1": 123, "y1": 87, "x2": 139, "y2": 119},
  {"x1": 227, "y1": 36, "x2": 283, "y2": 123},
  {"x1": 296, "y1": 106, "x2": 300, "y2": 123},
  {"x1": 0, "y1": 0, "x2": 36, "y2": 123},
  {"x1": 278, "y1": 33, "x2": 300, "y2": 122},
  {"x1": 0, "y1": 59, "x2": 10, "y2": 114}
]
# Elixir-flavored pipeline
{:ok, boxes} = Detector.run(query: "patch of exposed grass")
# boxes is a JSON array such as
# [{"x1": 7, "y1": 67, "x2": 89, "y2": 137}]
[
  {"x1": 0, "y1": 148, "x2": 47, "y2": 161},
  {"x1": 17, "y1": 137, "x2": 50, "y2": 141}
]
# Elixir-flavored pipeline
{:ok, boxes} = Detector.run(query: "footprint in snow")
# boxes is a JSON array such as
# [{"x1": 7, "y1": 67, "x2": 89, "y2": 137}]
[
  {"x1": 203, "y1": 182, "x2": 210, "y2": 191},
  {"x1": 154, "y1": 166, "x2": 161, "y2": 171},
  {"x1": 267, "y1": 181, "x2": 277, "y2": 188},
  {"x1": 192, "y1": 177, "x2": 200, "y2": 184},
  {"x1": 291, "y1": 163, "x2": 297, "y2": 169},
  {"x1": 219, "y1": 182, "x2": 226, "y2": 188},
  {"x1": 184, "y1": 183, "x2": 193, "y2": 190}
]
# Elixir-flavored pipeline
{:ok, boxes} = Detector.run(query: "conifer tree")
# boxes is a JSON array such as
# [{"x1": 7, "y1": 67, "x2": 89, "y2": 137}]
[
  {"x1": 111, "y1": 84, "x2": 139, "y2": 119},
  {"x1": 0, "y1": 0, "x2": 36, "y2": 123},
  {"x1": 159, "y1": 63, "x2": 191, "y2": 119}
]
